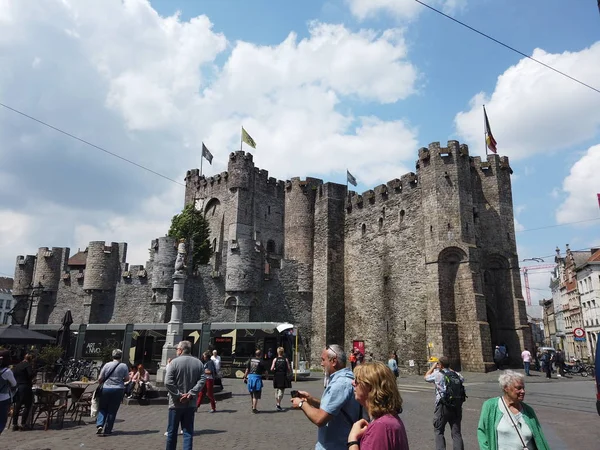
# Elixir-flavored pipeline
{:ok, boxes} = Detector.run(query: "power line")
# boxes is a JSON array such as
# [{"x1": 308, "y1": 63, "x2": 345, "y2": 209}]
[
  {"x1": 517, "y1": 217, "x2": 600, "y2": 233},
  {"x1": 414, "y1": 0, "x2": 600, "y2": 96},
  {"x1": 0, "y1": 102, "x2": 185, "y2": 187}
]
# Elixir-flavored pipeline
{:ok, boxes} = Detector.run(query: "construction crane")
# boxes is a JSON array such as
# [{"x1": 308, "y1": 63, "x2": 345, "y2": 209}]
[{"x1": 520, "y1": 264, "x2": 557, "y2": 306}]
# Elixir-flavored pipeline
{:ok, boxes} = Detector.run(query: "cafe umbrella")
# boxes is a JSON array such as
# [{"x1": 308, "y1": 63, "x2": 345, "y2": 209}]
[
  {"x1": 0, "y1": 325, "x2": 55, "y2": 345},
  {"x1": 56, "y1": 309, "x2": 73, "y2": 358}
]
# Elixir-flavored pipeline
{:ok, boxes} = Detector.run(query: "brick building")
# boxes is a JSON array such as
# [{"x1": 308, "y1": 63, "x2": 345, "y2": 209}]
[{"x1": 12, "y1": 140, "x2": 528, "y2": 372}]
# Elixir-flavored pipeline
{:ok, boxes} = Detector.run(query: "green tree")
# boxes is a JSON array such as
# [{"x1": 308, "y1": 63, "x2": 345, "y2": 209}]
[{"x1": 168, "y1": 203, "x2": 212, "y2": 270}]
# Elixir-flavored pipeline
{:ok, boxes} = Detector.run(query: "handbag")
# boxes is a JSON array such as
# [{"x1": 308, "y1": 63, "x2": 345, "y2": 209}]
[
  {"x1": 95, "y1": 362, "x2": 120, "y2": 398},
  {"x1": 501, "y1": 397, "x2": 528, "y2": 450}
]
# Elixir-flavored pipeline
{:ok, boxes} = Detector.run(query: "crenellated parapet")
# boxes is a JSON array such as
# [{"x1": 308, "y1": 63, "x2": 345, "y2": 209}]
[
  {"x1": 346, "y1": 173, "x2": 418, "y2": 211},
  {"x1": 470, "y1": 153, "x2": 513, "y2": 175},
  {"x1": 13, "y1": 255, "x2": 36, "y2": 296}
]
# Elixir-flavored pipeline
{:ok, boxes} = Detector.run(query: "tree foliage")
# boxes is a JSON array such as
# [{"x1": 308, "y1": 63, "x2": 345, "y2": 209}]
[{"x1": 167, "y1": 203, "x2": 212, "y2": 270}]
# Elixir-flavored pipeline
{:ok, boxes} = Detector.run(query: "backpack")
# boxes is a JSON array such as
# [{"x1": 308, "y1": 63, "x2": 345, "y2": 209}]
[{"x1": 440, "y1": 370, "x2": 467, "y2": 409}]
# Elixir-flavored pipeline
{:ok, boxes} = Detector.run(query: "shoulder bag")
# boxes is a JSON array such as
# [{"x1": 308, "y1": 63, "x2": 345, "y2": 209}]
[
  {"x1": 95, "y1": 362, "x2": 121, "y2": 398},
  {"x1": 501, "y1": 397, "x2": 528, "y2": 450}
]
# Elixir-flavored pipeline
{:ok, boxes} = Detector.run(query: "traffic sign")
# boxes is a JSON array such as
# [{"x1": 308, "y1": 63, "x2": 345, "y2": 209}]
[{"x1": 574, "y1": 328, "x2": 585, "y2": 339}]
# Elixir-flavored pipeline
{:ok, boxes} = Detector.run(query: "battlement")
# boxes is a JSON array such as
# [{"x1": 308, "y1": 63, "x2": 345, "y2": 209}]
[
  {"x1": 470, "y1": 154, "x2": 513, "y2": 174},
  {"x1": 285, "y1": 177, "x2": 323, "y2": 192},
  {"x1": 229, "y1": 150, "x2": 254, "y2": 163},
  {"x1": 346, "y1": 172, "x2": 418, "y2": 210},
  {"x1": 418, "y1": 140, "x2": 470, "y2": 162}
]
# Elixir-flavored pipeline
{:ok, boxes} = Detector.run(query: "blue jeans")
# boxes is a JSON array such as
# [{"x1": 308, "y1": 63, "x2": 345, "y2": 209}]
[
  {"x1": 96, "y1": 388, "x2": 124, "y2": 433},
  {"x1": 166, "y1": 407, "x2": 195, "y2": 450},
  {"x1": 0, "y1": 399, "x2": 10, "y2": 435},
  {"x1": 523, "y1": 361, "x2": 531, "y2": 376}
]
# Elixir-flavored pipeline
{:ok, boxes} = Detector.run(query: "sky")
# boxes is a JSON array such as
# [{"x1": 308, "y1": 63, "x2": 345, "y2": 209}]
[{"x1": 1, "y1": 0, "x2": 599, "y2": 318}]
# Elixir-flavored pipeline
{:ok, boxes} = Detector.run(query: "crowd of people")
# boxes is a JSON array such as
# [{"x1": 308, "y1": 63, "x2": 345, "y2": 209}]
[{"x1": 0, "y1": 342, "x2": 554, "y2": 450}]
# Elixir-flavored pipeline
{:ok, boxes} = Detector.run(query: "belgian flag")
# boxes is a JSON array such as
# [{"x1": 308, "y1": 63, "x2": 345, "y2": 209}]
[{"x1": 484, "y1": 106, "x2": 497, "y2": 154}]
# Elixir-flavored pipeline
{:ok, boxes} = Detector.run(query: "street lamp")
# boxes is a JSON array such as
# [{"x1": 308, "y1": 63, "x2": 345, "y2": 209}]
[{"x1": 26, "y1": 282, "x2": 44, "y2": 329}]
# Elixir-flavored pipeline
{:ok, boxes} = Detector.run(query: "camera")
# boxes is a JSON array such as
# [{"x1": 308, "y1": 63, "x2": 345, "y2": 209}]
[{"x1": 290, "y1": 390, "x2": 299, "y2": 398}]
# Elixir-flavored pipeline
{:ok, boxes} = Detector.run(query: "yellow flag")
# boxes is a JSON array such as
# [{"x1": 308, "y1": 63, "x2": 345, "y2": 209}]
[{"x1": 241, "y1": 127, "x2": 256, "y2": 149}]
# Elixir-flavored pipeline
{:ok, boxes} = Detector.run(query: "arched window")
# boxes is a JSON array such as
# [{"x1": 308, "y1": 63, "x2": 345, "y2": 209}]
[{"x1": 204, "y1": 198, "x2": 221, "y2": 217}]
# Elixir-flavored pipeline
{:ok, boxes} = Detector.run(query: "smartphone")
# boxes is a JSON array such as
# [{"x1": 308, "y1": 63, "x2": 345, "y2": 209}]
[{"x1": 290, "y1": 390, "x2": 299, "y2": 398}]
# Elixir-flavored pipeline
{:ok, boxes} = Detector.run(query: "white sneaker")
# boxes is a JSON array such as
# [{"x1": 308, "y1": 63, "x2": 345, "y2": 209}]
[{"x1": 165, "y1": 430, "x2": 185, "y2": 436}]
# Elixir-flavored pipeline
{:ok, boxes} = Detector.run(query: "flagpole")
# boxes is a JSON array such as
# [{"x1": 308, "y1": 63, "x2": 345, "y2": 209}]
[
  {"x1": 240, "y1": 127, "x2": 243, "y2": 151},
  {"x1": 200, "y1": 145, "x2": 204, "y2": 177},
  {"x1": 483, "y1": 105, "x2": 488, "y2": 157}
]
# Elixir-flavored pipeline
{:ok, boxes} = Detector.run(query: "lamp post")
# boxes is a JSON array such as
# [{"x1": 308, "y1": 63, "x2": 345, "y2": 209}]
[{"x1": 26, "y1": 282, "x2": 44, "y2": 329}]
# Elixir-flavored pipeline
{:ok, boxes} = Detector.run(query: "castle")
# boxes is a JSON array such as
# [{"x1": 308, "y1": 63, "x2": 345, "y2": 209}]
[{"x1": 12, "y1": 140, "x2": 529, "y2": 372}]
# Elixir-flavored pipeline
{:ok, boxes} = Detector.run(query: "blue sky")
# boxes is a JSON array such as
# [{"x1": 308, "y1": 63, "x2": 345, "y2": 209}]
[{"x1": 1, "y1": 0, "x2": 599, "y2": 316}]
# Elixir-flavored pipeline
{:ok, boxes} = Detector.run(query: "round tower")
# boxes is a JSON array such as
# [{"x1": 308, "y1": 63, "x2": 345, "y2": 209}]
[
  {"x1": 224, "y1": 239, "x2": 262, "y2": 293},
  {"x1": 151, "y1": 236, "x2": 178, "y2": 289},
  {"x1": 13, "y1": 255, "x2": 36, "y2": 296},
  {"x1": 33, "y1": 247, "x2": 67, "y2": 291},
  {"x1": 227, "y1": 151, "x2": 255, "y2": 191},
  {"x1": 83, "y1": 241, "x2": 119, "y2": 290},
  {"x1": 284, "y1": 177, "x2": 321, "y2": 292}
]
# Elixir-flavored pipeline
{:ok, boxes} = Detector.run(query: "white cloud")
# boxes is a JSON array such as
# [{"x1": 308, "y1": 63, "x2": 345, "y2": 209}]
[
  {"x1": 455, "y1": 42, "x2": 600, "y2": 159},
  {"x1": 0, "y1": 0, "x2": 422, "y2": 275},
  {"x1": 556, "y1": 145, "x2": 600, "y2": 224},
  {"x1": 347, "y1": 0, "x2": 467, "y2": 21}
]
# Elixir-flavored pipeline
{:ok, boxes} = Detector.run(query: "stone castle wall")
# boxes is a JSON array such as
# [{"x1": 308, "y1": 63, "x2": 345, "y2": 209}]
[{"x1": 14, "y1": 140, "x2": 527, "y2": 372}]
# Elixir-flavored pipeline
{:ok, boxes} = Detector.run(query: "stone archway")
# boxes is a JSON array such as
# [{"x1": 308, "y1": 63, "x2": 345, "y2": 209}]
[{"x1": 437, "y1": 247, "x2": 469, "y2": 370}]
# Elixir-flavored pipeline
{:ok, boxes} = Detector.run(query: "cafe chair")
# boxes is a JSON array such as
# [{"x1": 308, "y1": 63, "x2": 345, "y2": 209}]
[
  {"x1": 71, "y1": 382, "x2": 98, "y2": 425},
  {"x1": 31, "y1": 389, "x2": 67, "y2": 430}
]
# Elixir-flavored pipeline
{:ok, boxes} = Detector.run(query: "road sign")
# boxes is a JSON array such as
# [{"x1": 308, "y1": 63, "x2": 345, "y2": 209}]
[{"x1": 574, "y1": 328, "x2": 585, "y2": 339}]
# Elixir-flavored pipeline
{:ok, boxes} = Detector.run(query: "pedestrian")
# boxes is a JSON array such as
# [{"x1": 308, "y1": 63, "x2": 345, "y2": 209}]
[
  {"x1": 242, "y1": 349, "x2": 266, "y2": 413},
  {"x1": 424, "y1": 356, "x2": 465, "y2": 450},
  {"x1": 554, "y1": 350, "x2": 564, "y2": 377},
  {"x1": 387, "y1": 352, "x2": 399, "y2": 378},
  {"x1": 544, "y1": 352, "x2": 552, "y2": 379},
  {"x1": 347, "y1": 362, "x2": 409, "y2": 450},
  {"x1": 0, "y1": 350, "x2": 17, "y2": 435},
  {"x1": 211, "y1": 349, "x2": 222, "y2": 387},
  {"x1": 270, "y1": 346, "x2": 292, "y2": 411},
  {"x1": 520, "y1": 348, "x2": 532, "y2": 376},
  {"x1": 196, "y1": 350, "x2": 216, "y2": 413},
  {"x1": 165, "y1": 340, "x2": 206, "y2": 450},
  {"x1": 290, "y1": 344, "x2": 361, "y2": 450},
  {"x1": 11, "y1": 353, "x2": 35, "y2": 431},
  {"x1": 393, "y1": 351, "x2": 399, "y2": 365},
  {"x1": 96, "y1": 349, "x2": 129, "y2": 436},
  {"x1": 350, "y1": 351, "x2": 357, "y2": 371},
  {"x1": 125, "y1": 364, "x2": 137, "y2": 398},
  {"x1": 493, "y1": 346, "x2": 504, "y2": 370},
  {"x1": 477, "y1": 370, "x2": 550, "y2": 449}
]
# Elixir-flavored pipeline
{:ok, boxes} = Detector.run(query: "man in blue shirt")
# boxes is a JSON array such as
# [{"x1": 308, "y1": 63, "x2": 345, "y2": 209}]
[{"x1": 291, "y1": 344, "x2": 361, "y2": 450}]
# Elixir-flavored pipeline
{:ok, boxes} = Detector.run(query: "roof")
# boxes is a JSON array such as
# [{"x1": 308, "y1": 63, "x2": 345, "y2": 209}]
[
  {"x1": 588, "y1": 249, "x2": 600, "y2": 263},
  {"x1": 68, "y1": 250, "x2": 87, "y2": 266},
  {"x1": 571, "y1": 250, "x2": 592, "y2": 268}
]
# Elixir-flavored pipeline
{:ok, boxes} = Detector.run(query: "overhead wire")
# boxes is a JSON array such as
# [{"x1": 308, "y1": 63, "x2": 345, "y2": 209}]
[
  {"x1": 0, "y1": 102, "x2": 185, "y2": 187},
  {"x1": 414, "y1": 0, "x2": 600, "y2": 95}
]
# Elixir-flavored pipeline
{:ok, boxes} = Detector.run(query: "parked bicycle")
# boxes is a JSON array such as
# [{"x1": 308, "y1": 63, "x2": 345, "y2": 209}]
[{"x1": 54, "y1": 358, "x2": 100, "y2": 382}]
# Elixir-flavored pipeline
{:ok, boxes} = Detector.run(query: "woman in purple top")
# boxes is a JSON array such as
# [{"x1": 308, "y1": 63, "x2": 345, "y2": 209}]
[{"x1": 347, "y1": 362, "x2": 409, "y2": 450}]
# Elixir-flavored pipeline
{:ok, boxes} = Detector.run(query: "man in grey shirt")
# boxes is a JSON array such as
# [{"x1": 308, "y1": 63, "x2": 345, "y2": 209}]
[{"x1": 165, "y1": 340, "x2": 205, "y2": 450}]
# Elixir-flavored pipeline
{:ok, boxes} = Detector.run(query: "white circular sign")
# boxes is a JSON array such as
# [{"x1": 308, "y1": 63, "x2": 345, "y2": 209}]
[{"x1": 573, "y1": 328, "x2": 585, "y2": 338}]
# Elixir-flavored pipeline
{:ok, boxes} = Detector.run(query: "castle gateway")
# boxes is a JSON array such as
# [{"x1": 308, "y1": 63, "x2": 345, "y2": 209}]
[{"x1": 12, "y1": 141, "x2": 529, "y2": 372}]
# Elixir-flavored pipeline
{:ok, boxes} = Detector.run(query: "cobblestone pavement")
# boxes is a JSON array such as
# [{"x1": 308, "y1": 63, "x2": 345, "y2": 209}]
[{"x1": 2, "y1": 369, "x2": 599, "y2": 449}]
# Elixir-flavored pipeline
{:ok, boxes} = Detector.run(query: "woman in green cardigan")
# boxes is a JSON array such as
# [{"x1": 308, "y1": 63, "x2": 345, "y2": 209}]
[{"x1": 477, "y1": 370, "x2": 549, "y2": 450}]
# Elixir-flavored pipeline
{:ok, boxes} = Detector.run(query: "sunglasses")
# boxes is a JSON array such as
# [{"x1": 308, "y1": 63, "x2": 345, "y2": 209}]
[{"x1": 326, "y1": 345, "x2": 339, "y2": 359}]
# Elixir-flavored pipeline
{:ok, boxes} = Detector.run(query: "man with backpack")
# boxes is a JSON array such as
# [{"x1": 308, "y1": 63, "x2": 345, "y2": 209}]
[{"x1": 424, "y1": 356, "x2": 466, "y2": 450}]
